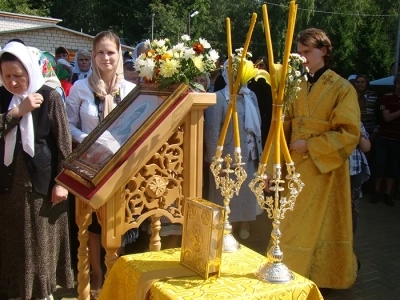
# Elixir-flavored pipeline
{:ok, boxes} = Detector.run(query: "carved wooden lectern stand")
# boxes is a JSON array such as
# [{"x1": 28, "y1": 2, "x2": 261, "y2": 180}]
[{"x1": 56, "y1": 85, "x2": 216, "y2": 300}]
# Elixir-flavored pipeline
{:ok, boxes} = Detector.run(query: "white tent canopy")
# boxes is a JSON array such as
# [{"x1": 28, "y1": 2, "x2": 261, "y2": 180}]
[{"x1": 370, "y1": 76, "x2": 394, "y2": 86}]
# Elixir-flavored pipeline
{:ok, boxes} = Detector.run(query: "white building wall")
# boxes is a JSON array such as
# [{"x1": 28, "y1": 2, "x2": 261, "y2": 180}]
[
  {"x1": 0, "y1": 27, "x2": 133, "y2": 57},
  {"x1": 0, "y1": 15, "x2": 53, "y2": 31}
]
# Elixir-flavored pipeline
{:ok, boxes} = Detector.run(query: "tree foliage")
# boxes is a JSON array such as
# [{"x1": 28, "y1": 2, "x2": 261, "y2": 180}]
[{"x1": 0, "y1": 0, "x2": 398, "y2": 79}]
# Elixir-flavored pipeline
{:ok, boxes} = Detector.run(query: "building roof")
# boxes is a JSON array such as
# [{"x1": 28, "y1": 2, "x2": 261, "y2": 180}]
[
  {"x1": 0, "y1": 24, "x2": 134, "y2": 50},
  {"x1": 0, "y1": 11, "x2": 61, "y2": 24}
]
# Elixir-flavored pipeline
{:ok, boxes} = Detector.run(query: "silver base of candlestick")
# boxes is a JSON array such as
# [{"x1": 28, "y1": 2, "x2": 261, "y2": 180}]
[
  {"x1": 222, "y1": 232, "x2": 241, "y2": 253},
  {"x1": 255, "y1": 262, "x2": 294, "y2": 283}
]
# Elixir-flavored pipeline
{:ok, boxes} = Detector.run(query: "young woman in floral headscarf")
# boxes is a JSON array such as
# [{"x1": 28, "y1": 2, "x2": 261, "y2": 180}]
[{"x1": 0, "y1": 41, "x2": 73, "y2": 300}]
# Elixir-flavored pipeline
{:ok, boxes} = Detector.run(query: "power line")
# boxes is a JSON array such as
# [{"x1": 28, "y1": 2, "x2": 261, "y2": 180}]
[{"x1": 263, "y1": 1, "x2": 399, "y2": 17}]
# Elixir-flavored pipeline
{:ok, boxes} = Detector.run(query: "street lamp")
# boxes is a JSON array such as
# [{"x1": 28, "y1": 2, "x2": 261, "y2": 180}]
[{"x1": 187, "y1": 10, "x2": 199, "y2": 36}]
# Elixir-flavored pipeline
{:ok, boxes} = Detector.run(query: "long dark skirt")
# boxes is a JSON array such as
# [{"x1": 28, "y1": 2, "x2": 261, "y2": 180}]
[{"x1": 0, "y1": 153, "x2": 73, "y2": 299}]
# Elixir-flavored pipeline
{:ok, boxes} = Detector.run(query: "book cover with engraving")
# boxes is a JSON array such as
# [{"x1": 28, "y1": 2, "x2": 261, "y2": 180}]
[{"x1": 180, "y1": 198, "x2": 225, "y2": 279}]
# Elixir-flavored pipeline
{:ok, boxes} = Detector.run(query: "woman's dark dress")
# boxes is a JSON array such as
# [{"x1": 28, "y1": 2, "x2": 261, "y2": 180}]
[{"x1": 0, "y1": 88, "x2": 74, "y2": 299}]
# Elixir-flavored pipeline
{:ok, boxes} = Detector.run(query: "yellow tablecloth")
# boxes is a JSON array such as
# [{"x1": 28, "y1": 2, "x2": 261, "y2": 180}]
[{"x1": 99, "y1": 246, "x2": 323, "y2": 300}]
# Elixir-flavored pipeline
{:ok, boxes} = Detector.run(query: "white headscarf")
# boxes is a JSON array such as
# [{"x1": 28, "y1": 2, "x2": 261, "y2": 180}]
[
  {"x1": 72, "y1": 49, "x2": 92, "y2": 80},
  {"x1": 133, "y1": 42, "x2": 146, "y2": 60},
  {"x1": 0, "y1": 42, "x2": 45, "y2": 166},
  {"x1": 221, "y1": 60, "x2": 261, "y2": 137}
]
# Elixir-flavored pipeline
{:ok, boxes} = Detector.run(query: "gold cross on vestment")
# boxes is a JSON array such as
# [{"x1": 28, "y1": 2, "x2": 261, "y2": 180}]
[{"x1": 297, "y1": 118, "x2": 305, "y2": 128}]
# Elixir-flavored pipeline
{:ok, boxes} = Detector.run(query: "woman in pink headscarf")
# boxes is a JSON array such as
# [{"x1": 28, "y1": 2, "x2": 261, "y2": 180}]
[{"x1": 66, "y1": 30, "x2": 136, "y2": 299}]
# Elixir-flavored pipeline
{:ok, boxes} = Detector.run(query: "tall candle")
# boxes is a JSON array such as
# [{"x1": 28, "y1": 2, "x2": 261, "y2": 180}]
[
  {"x1": 277, "y1": 0, "x2": 296, "y2": 105},
  {"x1": 280, "y1": 123, "x2": 292, "y2": 163},
  {"x1": 274, "y1": 107, "x2": 283, "y2": 164},
  {"x1": 260, "y1": 116, "x2": 276, "y2": 165},
  {"x1": 217, "y1": 105, "x2": 233, "y2": 153},
  {"x1": 226, "y1": 18, "x2": 234, "y2": 97},
  {"x1": 262, "y1": 4, "x2": 277, "y2": 101},
  {"x1": 233, "y1": 13, "x2": 257, "y2": 95},
  {"x1": 215, "y1": 19, "x2": 235, "y2": 157}
]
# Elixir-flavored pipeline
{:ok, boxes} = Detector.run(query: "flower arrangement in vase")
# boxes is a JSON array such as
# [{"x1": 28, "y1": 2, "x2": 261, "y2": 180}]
[{"x1": 134, "y1": 35, "x2": 219, "y2": 91}]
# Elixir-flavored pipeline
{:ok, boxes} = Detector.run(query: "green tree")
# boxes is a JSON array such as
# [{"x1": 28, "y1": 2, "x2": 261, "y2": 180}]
[
  {"x1": 299, "y1": 0, "x2": 398, "y2": 79},
  {"x1": 0, "y1": 0, "x2": 49, "y2": 16}
]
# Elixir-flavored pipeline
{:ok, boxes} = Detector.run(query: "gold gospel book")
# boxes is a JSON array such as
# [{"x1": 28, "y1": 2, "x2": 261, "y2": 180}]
[{"x1": 180, "y1": 198, "x2": 225, "y2": 279}]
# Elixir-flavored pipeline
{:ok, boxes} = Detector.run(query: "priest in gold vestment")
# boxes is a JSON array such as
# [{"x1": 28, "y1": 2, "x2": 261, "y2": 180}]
[{"x1": 275, "y1": 28, "x2": 360, "y2": 289}]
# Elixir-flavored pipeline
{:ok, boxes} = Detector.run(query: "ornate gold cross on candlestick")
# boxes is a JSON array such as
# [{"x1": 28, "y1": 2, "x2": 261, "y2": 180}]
[{"x1": 249, "y1": 1, "x2": 305, "y2": 283}]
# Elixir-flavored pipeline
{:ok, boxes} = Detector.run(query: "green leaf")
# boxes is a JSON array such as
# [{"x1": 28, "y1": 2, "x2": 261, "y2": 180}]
[
  {"x1": 190, "y1": 81, "x2": 206, "y2": 92},
  {"x1": 158, "y1": 78, "x2": 177, "y2": 90}
]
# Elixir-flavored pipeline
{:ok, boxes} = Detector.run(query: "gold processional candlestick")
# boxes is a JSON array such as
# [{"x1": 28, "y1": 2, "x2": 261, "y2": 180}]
[
  {"x1": 248, "y1": 2, "x2": 304, "y2": 283},
  {"x1": 210, "y1": 14, "x2": 257, "y2": 253}
]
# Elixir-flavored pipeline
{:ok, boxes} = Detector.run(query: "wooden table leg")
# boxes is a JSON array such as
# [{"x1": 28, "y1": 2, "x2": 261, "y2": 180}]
[
  {"x1": 76, "y1": 199, "x2": 92, "y2": 300},
  {"x1": 149, "y1": 215, "x2": 162, "y2": 251},
  {"x1": 100, "y1": 191, "x2": 124, "y2": 278}
]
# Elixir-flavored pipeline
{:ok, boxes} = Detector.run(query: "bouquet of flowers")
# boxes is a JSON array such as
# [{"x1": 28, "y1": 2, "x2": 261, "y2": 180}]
[
  {"x1": 283, "y1": 53, "x2": 308, "y2": 113},
  {"x1": 134, "y1": 35, "x2": 220, "y2": 90}
]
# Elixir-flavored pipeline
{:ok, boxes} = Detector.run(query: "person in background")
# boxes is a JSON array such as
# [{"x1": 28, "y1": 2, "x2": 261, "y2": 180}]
[
  {"x1": 123, "y1": 50, "x2": 133, "y2": 62},
  {"x1": 66, "y1": 31, "x2": 136, "y2": 299},
  {"x1": 349, "y1": 123, "x2": 371, "y2": 233},
  {"x1": 204, "y1": 60, "x2": 263, "y2": 240},
  {"x1": 29, "y1": 46, "x2": 67, "y2": 104},
  {"x1": 355, "y1": 74, "x2": 379, "y2": 137},
  {"x1": 248, "y1": 55, "x2": 273, "y2": 146},
  {"x1": 273, "y1": 28, "x2": 360, "y2": 292},
  {"x1": 123, "y1": 59, "x2": 139, "y2": 85},
  {"x1": 0, "y1": 41, "x2": 73, "y2": 300},
  {"x1": 209, "y1": 53, "x2": 225, "y2": 93},
  {"x1": 43, "y1": 51, "x2": 57, "y2": 72},
  {"x1": 55, "y1": 46, "x2": 70, "y2": 61},
  {"x1": 133, "y1": 42, "x2": 148, "y2": 60},
  {"x1": 348, "y1": 74, "x2": 357, "y2": 88},
  {"x1": 71, "y1": 49, "x2": 92, "y2": 84},
  {"x1": 369, "y1": 74, "x2": 400, "y2": 206},
  {"x1": 194, "y1": 73, "x2": 210, "y2": 91},
  {"x1": 56, "y1": 58, "x2": 73, "y2": 96},
  {"x1": 390, "y1": 62, "x2": 400, "y2": 76}
]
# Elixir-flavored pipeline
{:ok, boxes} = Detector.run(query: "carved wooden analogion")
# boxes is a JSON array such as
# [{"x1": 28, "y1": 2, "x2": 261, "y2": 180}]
[{"x1": 61, "y1": 92, "x2": 216, "y2": 300}]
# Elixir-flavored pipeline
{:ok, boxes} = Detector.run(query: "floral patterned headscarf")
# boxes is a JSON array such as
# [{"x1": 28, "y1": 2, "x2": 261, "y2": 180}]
[{"x1": 28, "y1": 47, "x2": 61, "y2": 88}]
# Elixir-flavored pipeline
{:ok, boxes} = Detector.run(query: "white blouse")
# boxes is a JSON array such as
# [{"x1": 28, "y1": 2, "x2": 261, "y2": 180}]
[{"x1": 66, "y1": 78, "x2": 136, "y2": 143}]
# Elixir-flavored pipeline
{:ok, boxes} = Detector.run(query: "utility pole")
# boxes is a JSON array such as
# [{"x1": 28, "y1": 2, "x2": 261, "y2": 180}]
[
  {"x1": 395, "y1": 6, "x2": 400, "y2": 75},
  {"x1": 187, "y1": 12, "x2": 190, "y2": 36},
  {"x1": 151, "y1": 13, "x2": 155, "y2": 41}
]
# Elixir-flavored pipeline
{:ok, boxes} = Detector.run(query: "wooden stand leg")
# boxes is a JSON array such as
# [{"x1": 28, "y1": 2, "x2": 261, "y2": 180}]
[
  {"x1": 100, "y1": 194, "x2": 125, "y2": 279},
  {"x1": 76, "y1": 199, "x2": 92, "y2": 300},
  {"x1": 104, "y1": 247, "x2": 119, "y2": 279},
  {"x1": 149, "y1": 215, "x2": 162, "y2": 251}
]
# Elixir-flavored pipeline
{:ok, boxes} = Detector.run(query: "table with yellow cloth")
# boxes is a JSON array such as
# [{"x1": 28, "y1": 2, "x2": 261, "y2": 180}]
[{"x1": 99, "y1": 246, "x2": 323, "y2": 300}]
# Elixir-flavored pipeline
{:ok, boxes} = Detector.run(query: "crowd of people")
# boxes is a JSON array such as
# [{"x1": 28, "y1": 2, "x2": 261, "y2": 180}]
[{"x1": 0, "y1": 26, "x2": 399, "y2": 300}]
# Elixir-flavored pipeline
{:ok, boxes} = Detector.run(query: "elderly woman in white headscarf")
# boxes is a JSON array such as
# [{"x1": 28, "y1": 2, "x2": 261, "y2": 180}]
[
  {"x1": 71, "y1": 48, "x2": 92, "y2": 84},
  {"x1": 204, "y1": 59, "x2": 263, "y2": 240},
  {"x1": 0, "y1": 42, "x2": 73, "y2": 299},
  {"x1": 133, "y1": 41, "x2": 148, "y2": 60}
]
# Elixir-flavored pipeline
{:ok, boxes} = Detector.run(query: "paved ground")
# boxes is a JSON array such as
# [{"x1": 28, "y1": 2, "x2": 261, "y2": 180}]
[{"x1": 54, "y1": 194, "x2": 400, "y2": 300}]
